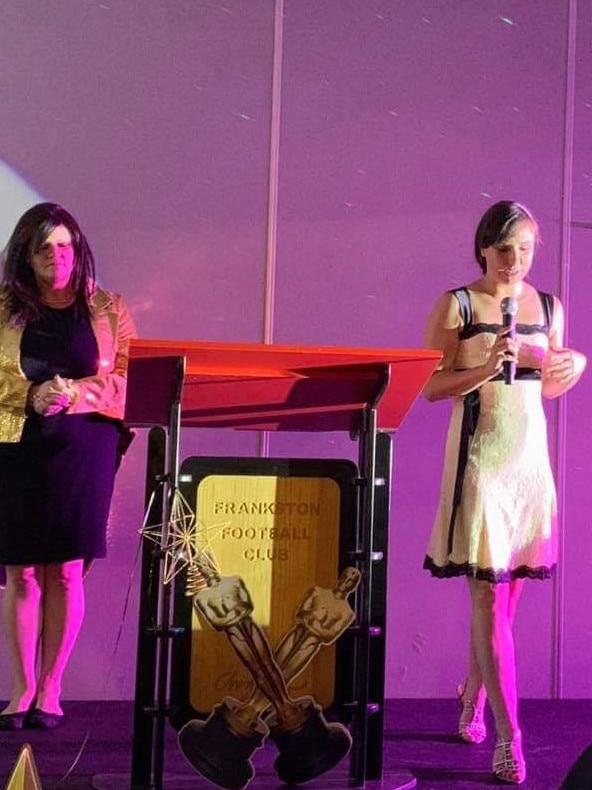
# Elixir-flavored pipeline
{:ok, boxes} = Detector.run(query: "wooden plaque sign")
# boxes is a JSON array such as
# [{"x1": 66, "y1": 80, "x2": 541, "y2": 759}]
[{"x1": 170, "y1": 457, "x2": 357, "y2": 723}]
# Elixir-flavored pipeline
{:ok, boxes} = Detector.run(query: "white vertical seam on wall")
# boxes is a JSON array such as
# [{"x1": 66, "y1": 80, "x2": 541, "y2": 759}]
[
  {"x1": 553, "y1": 0, "x2": 577, "y2": 699},
  {"x1": 263, "y1": 0, "x2": 284, "y2": 345},
  {"x1": 259, "y1": 0, "x2": 284, "y2": 458}
]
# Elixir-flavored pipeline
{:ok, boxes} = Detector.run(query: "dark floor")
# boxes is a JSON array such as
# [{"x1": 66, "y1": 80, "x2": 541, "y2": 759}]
[{"x1": 1, "y1": 699, "x2": 591, "y2": 790}]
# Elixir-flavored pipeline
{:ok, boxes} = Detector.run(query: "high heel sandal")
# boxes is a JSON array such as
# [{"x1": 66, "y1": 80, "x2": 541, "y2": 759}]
[
  {"x1": 456, "y1": 682, "x2": 487, "y2": 744},
  {"x1": 492, "y1": 731, "x2": 526, "y2": 784}
]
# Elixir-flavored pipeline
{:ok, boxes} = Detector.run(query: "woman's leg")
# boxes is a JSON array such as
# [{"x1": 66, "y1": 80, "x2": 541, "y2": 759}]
[
  {"x1": 464, "y1": 634, "x2": 486, "y2": 705},
  {"x1": 467, "y1": 577, "x2": 520, "y2": 740},
  {"x1": 464, "y1": 576, "x2": 525, "y2": 705},
  {"x1": 35, "y1": 559, "x2": 85, "y2": 714},
  {"x1": 457, "y1": 631, "x2": 488, "y2": 744},
  {"x1": 1, "y1": 565, "x2": 44, "y2": 713}
]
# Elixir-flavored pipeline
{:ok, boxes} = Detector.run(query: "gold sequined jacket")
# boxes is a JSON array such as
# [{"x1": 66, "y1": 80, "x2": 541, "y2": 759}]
[{"x1": 0, "y1": 285, "x2": 136, "y2": 443}]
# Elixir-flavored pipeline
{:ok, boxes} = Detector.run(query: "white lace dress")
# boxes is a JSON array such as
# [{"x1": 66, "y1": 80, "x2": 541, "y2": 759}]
[{"x1": 424, "y1": 289, "x2": 557, "y2": 583}]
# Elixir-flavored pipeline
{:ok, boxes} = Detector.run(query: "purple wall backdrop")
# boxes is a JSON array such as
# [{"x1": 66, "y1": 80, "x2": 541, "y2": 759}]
[{"x1": 0, "y1": 0, "x2": 590, "y2": 701}]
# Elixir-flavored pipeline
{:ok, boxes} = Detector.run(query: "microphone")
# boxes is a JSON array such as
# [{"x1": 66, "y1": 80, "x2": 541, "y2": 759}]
[{"x1": 500, "y1": 296, "x2": 518, "y2": 385}]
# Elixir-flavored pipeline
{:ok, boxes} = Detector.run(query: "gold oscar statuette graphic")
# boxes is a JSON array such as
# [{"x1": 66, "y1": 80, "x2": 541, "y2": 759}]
[
  {"x1": 178, "y1": 563, "x2": 361, "y2": 790},
  {"x1": 230, "y1": 566, "x2": 362, "y2": 725}
]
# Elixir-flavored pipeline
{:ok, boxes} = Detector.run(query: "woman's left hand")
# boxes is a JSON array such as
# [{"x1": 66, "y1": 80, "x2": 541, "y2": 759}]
[{"x1": 543, "y1": 347, "x2": 580, "y2": 382}]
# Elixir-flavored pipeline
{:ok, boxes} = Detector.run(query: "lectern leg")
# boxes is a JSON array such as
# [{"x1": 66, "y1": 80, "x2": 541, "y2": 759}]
[
  {"x1": 131, "y1": 426, "x2": 167, "y2": 787},
  {"x1": 351, "y1": 420, "x2": 416, "y2": 789}
]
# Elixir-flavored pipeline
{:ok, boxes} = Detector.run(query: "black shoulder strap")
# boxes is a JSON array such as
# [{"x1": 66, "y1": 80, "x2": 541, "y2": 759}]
[
  {"x1": 537, "y1": 290, "x2": 554, "y2": 330},
  {"x1": 449, "y1": 287, "x2": 472, "y2": 329}
]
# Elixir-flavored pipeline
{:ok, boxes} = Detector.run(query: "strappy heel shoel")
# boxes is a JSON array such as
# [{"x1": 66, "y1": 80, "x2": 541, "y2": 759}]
[
  {"x1": 492, "y1": 731, "x2": 526, "y2": 784},
  {"x1": 456, "y1": 682, "x2": 486, "y2": 745}
]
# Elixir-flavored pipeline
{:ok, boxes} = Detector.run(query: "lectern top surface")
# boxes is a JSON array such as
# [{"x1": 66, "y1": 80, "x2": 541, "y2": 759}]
[
  {"x1": 130, "y1": 338, "x2": 440, "y2": 374},
  {"x1": 126, "y1": 339, "x2": 441, "y2": 431}
]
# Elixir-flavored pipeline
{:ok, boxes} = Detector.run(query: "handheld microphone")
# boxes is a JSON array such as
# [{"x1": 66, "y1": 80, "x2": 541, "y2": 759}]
[{"x1": 500, "y1": 296, "x2": 518, "y2": 385}]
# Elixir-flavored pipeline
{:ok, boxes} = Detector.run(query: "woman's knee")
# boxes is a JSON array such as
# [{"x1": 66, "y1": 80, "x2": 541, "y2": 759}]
[
  {"x1": 5, "y1": 565, "x2": 43, "y2": 598},
  {"x1": 44, "y1": 560, "x2": 84, "y2": 590},
  {"x1": 469, "y1": 579, "x2": 508, "y2": 614}
]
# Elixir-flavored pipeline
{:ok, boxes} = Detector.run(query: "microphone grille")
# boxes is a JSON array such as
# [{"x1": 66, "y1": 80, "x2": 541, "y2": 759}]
[{"x1": 500, "y1": 296, "x2": 518, "y2": 316}]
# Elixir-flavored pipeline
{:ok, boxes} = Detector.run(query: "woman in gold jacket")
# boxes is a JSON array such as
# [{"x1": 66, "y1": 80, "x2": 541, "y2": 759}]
[{"x1": 0, "y1": 203, "x2": 136, "y2": 730}]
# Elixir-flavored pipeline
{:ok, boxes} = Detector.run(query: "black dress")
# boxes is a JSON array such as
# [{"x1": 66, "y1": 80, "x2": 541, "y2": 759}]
[{"x1": 0, "y1": 305, "x2": 120, "y2": 565}]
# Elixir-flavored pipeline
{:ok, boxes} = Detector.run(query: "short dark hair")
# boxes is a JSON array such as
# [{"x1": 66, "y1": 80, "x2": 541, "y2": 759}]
[
  {"x1": 1, "y1": 202, "x2": 96, "y2": 323},
  {"x1": 474, "y1": 201, "x2": 539, "y2": 273}
]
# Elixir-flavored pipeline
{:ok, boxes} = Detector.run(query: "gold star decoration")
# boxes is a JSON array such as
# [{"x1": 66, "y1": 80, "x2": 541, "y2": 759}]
[{"x1": 139, "y1": 487, "x2": 226, "y2": 585}]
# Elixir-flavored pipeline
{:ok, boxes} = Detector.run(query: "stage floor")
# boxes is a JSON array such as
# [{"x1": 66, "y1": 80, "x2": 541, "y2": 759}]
[{"x1": 1, "y1": 699, "x2": 590, "y2": 790}]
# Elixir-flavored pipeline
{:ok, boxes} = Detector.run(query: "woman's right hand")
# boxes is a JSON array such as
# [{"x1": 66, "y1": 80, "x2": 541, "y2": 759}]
[
  {"x1": 483, "y1": 327, "x2": 518, "y2": 379},
  {"x1": 29, "y1": 376, "x2": 74, "y2": 416}
]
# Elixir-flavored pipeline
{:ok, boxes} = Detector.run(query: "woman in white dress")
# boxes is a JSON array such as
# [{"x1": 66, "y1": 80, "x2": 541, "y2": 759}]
[{"x1": 423, "y1": 201, "x2": 586, "y2": 784}]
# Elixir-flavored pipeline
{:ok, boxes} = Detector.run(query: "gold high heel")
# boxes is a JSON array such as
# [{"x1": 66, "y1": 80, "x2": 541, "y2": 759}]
[
  {"x1": 456, "y1": 682, "x2": 486, "y2": 745},
  {"x1": 492, "y1": 731, "x2": 526, "y2": 784}
]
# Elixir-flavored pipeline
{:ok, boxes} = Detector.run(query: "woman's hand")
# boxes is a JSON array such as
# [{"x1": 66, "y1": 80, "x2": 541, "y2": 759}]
[
  {"x1": 543, "y1": 347, "x2": 584, "y2": 382},
  {"x1": 29, "y1": 375, "x2": 79, "y2": 416},
  {"x1": 542, "y1": 347, "x2": 587, "y2": 398},
  {"x1": 483, "y1": 327, "x2": 518, "y2": 378}
]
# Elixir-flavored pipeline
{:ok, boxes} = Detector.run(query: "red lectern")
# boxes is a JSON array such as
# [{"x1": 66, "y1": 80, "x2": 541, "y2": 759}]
[{"x1": 122, "y1": 339, "x2": 440, "y2": 790}]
